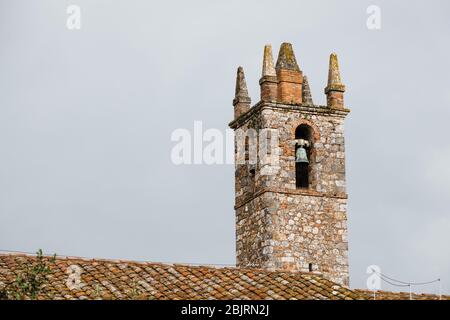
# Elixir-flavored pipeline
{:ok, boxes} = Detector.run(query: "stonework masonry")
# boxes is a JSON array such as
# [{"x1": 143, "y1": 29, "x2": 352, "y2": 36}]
[{"x1": 229, "y1": 43, "x2": 350, "y2": 286}]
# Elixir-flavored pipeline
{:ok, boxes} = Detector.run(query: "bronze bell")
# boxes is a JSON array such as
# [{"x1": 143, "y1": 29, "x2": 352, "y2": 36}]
[{"x1": 295, "y1": 145, "x2": 309, "y2": 163}]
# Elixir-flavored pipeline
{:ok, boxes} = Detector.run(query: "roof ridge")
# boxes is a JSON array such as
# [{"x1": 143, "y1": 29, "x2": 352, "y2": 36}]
[
  {"x1": 355, "y1": 288, "x2": 449, "y2": 299},
  {"x1": 0, "y1": 252, "x2": 329, "y2": 279}
]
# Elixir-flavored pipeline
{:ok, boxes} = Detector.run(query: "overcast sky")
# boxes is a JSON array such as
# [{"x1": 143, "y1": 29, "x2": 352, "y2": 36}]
[{"x1": 1, "y1": 0, "x2": 449, "y2": 294}]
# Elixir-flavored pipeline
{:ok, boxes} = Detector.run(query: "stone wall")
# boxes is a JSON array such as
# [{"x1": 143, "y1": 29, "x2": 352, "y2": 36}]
[
  {"x1": 231, "y1": 102, "x2": 350, "y2": 286},
  {"x1": 236, "y1": 191, "x2": 349, "y2": 286}
]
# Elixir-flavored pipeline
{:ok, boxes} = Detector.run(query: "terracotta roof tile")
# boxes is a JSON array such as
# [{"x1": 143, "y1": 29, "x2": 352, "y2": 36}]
[{"x1": 0, "y1": 253, "x2": 447, "y2": 300}]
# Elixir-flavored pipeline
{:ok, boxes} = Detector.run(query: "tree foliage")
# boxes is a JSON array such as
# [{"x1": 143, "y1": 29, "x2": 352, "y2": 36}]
[{"x1": 0, "y1": 249, "x2": 56, "y2": 300}]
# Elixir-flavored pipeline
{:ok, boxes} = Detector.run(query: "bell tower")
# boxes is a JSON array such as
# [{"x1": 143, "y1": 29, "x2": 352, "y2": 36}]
[{"x1": 229, "y1": 43, "x2": 350, "y2": 286}]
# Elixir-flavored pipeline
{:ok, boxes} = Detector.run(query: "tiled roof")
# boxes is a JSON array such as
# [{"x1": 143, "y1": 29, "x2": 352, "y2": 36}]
[
  {"x1": 0, "y1": 254, "x2": 447, "y2": 300},
  {"x1": 0, "y1": 253, "x2": 359, "y2": 300}
]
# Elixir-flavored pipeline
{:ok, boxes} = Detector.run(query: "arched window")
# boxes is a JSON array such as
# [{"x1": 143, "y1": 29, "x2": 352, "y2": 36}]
[
  {"x1": 245, "y1": 129, "x2": 257, "y2": 175},
  {"x1": 295, "y1": 124, "x2": 313, "y2": 189}
]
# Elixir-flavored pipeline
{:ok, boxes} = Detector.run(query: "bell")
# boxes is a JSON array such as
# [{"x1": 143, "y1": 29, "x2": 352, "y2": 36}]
[{"x1": 295, "y1": 146, "x2": 309, "y2": 163}]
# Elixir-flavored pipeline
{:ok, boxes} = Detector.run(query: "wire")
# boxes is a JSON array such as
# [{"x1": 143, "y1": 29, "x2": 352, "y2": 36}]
[
  {"x1": 378, "y1": 275, "x2": 411, "y2": 288},
  {"x1": 370, "y1": 268, "x2": 441, "y2": 286}
]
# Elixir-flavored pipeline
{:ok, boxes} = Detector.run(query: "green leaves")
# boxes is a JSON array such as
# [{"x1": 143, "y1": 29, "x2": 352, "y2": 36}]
[{"x1": 2, "y1": 249, "x2": 56, "y2": 300}]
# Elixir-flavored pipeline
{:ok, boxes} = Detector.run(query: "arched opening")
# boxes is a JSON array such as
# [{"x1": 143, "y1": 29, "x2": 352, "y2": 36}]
[
  {"x1": 245, "y1": 131, "x2": 257, "y2": 176},
  {"x1": 295, "y1": 124, "x2": 313, "y2": 189},
  {"x1": 295, "y1": 125, "x2": 312, "y2": 141},
  {"x1": 244, "y1": 135, "x2": 249, "y2": 161}
]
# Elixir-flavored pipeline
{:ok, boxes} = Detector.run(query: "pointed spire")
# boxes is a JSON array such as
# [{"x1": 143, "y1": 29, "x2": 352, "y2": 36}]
[
  {"x1": 233, "y1": 66, "x2": 251, "y2": 119},
  {"x1": 325, "y1": 53, "x2": 345, "y2": 109},
  {"x1": 235, "y1": 66, "x2": 250, "y2": 99},
  {"x1": 275, "y1": 43, "x2": 303, "y2": 104},
  {"x1": 262, "y1": 45, "x2": 276, "y2": 77},
  {"x1": 325, "y1": 53, "x2": 345, "y2": 92},
  {"x1": 302, "y1": 75, "x2": 313, "y2": 105},
  {"x1": 276, "y1": 42, "x2": 300, "y2": 71}
]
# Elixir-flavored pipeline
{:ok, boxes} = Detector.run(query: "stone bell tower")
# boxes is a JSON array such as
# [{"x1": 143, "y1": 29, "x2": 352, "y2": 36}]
[{"x1": 229, "y1": 43, "x2": 350, "y2": 286}]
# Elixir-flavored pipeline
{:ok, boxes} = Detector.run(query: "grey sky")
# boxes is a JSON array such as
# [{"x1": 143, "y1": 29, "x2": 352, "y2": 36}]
[{"x1": 0, "y1": 0, "x2": 449, "y2": 294}]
